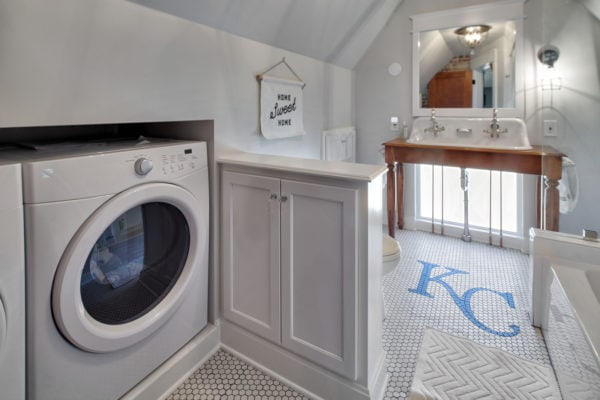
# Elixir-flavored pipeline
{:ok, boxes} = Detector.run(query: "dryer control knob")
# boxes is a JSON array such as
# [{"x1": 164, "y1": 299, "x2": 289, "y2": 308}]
[{"x1": 134, "y1": 158, "x2": 154, "y2": 175}]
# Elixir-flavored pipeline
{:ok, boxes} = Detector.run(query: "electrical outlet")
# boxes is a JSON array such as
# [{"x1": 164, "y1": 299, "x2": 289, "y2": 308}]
[
  {"x1": 543, "y1": 120, "x2": 558, "y2": 137},
  {"x1": 390, "y1": 116, "x2": 400, "y2": 131}
]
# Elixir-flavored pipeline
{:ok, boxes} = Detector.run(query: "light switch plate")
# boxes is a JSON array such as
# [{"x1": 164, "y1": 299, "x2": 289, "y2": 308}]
[{"x1": 543, "y1": 120, "x2": 558, "y2": 137}]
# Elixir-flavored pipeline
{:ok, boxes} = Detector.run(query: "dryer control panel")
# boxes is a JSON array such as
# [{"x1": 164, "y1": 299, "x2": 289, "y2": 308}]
[
  {"x1": 21, "y1": 141, "x2": 208, "y2": 203},
  {"x1": 158, "y1": 147, "x2": 202, "y2": 178}
]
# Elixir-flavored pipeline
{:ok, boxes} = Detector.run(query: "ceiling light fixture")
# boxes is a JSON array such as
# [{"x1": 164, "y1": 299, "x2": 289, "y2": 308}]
[{"x1": 455, "y1": 25, "x2": 491, "y2": 53}]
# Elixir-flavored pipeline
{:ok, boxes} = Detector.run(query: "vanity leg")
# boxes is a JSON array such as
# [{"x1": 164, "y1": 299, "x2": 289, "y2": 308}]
[
  {"x1": 544, "y1": 177, "x2": 560, "y2": 231},
  {"x1": 396, "y1": 162, "x2": 404, "y2": 230},
  {"x1": 536, "y1": 176, "x2": 542, "y2": 229},
  {"x1": 387, "y1": 162, "x2": 396, "y2": 237}
]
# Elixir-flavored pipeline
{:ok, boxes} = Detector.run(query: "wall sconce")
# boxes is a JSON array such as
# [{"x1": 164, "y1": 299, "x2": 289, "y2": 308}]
[
  {"x1": 455, "y1": 25, "x2": 491, "y2": 54},
  {"x1": 538, "y1": 45, "x2": 560, "y2": 68},
  {"x1": 538, "y1": 45, "x2": 561, "y2": 90}
]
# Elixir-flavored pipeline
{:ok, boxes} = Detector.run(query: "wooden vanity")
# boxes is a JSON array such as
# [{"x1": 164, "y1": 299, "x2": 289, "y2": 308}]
[{"x1": 384, "y1": 139, "x2": 565, "y2": 236}]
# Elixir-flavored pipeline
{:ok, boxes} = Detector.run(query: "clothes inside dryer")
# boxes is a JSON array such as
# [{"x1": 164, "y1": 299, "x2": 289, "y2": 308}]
[{"x1": 81, "y1": 202, "x2": 190, "y2": 325}]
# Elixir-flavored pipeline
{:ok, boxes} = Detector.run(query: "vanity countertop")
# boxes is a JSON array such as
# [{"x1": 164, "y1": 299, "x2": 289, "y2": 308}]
[
  {"x1": 383, "y1": 138, "x2": 565, "y2": 156},
  {"x1": 218, "y1": 151, "x2": 386, "y2": 182}
]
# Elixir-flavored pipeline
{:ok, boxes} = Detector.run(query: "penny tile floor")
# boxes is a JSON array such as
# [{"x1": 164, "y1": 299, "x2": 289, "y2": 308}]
[{"x1": 168, "y1": 230, "x2": 551, "y2": 399}]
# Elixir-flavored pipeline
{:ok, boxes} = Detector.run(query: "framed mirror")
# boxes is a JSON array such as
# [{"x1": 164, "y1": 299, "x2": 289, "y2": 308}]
[{"x1": 411, "y1": 0, "x2": 525, "y2": 117}]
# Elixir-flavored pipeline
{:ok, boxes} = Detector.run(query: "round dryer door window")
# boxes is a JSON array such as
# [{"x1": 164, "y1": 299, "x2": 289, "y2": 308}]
[
  {"x1": 80, "y1": 203, "x2": 189, "y2": 325},
  {"x1": 52, "y1": 183, "x2": 207, "y2": 353}
]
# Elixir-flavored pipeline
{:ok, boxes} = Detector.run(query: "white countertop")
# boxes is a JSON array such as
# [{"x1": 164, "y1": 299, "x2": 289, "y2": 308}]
[{"x1": 218, "y1": 151, "x2": 386, "y2": 182}]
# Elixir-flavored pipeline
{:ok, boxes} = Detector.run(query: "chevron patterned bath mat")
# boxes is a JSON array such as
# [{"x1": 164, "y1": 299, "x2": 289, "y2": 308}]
[{"x1": 409, "y1": 329, "x2": 560, "y2": 400}]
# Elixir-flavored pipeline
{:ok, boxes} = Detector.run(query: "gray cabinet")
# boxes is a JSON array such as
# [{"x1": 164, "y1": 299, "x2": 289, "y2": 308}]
[
  {"x1": 222, "y1": 171, "x2": 357, "y2": 379},
  {"x1": 222, "y1": 172, "x2": 281, "y2": 343}
]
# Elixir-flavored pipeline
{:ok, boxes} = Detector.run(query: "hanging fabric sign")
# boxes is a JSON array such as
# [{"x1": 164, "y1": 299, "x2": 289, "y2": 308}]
[{"x1": 260, "y1": 75, "x2": 305, "y2": 139}]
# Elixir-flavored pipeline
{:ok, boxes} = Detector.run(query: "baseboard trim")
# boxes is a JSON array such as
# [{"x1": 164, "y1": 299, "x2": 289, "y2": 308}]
[
  {"x1": 122, "y1": 323, "x2": 221, "y2": 400},
  {"x1": 221, "y1": 344, "x2": 322, "y2": 400},
  {"x1": 123, "y1": 320, "x2": 388, "y2": 400},
  {"x1": 221, "y1": 320, "x2": 385, "y2": 400},
  {"x1": 369, "y1": 351, "x2": 389, "y2": 400}
]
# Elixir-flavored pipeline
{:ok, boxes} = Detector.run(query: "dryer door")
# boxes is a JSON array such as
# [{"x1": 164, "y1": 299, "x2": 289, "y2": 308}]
[{"x1": 52, "y1": 183, "x2": 207, "y2": 353}]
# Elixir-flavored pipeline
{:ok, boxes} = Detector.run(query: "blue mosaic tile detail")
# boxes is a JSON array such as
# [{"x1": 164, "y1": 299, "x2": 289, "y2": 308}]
[
  {"x1": 409, "y1": 260, "x2": 520, "y2": 337},
  {"x1": 382, "y1": 231, "x2": 550, "y2": 399}
]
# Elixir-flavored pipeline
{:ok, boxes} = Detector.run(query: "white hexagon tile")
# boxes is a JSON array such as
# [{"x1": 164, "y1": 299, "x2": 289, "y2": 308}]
[
  {"x1": 167, "y1": 349, "x2": 309, "y2": 400},
  {"x1": 168, "y1": 230, "x2": 551, "y2": 400}
]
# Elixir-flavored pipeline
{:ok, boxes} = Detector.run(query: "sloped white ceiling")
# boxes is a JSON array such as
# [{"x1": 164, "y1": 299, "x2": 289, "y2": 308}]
[
  {"x1": 127, "y1": 0, "x2": 401, "y2": 69},
  {"x1": 579, "y1": 0, "x2": 600, "y2": 20}
]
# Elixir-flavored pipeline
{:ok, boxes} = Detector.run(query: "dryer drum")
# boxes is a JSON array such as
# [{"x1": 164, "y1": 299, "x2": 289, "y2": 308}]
[{"x1": 80, "y1": 202, "x2": 190, "y2": 325}]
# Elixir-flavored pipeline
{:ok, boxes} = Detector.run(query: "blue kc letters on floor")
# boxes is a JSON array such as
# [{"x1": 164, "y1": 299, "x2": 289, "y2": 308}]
[{"x1": 409, "y1": 260, "x2": 520, "y2": 337}]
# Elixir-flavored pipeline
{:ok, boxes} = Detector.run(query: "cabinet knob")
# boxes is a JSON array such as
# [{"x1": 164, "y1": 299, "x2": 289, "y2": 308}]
[
  {"x1": 280, "y1": 195, "x2": 288, "y2": 202},
  {"x1": 270, "y1": 193, "x2": 278, "y2": 200}
]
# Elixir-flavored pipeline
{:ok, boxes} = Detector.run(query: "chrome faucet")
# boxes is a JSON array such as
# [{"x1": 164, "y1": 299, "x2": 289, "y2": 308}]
[
  {"x1": 425, "y1": 109, "x2": 445, "y2": 136},
  {"x1": 484, "y1": 108, "x2": 508, "y2": 138}
]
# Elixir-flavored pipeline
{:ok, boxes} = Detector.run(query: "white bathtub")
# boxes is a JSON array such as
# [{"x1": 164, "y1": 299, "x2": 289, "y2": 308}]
[
  {"x1": 529, "y1": 228, "x2": 600, "y2": 327},
  {"x1": 530, "y1": 228, "x2": 600, "y2": 399}
]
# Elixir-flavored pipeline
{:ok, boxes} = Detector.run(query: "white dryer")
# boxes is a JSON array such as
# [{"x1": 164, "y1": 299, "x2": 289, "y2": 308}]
[
  {"x1": 0, "y1": 160, "x2": 25, "y2": 400},
  {"x1": 20, "y1": 139, "x2": 209, "y2": 400}
]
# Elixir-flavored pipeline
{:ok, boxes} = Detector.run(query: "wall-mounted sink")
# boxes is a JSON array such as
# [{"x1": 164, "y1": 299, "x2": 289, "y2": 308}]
[{"x1": 407, "y1": 117, "x2": 532, "y2": 150}]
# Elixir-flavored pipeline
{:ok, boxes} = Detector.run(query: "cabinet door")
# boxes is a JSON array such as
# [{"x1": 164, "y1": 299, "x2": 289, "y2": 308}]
[
  {"x1": 280, "y1": 180, "x2": 357, "y2": 379},
  {"x1": 427, "y1": 70, "x2": 473, "y2": 108},
  {"x1": 222, "y1": 171, "x2": 281, "y2": 343}
]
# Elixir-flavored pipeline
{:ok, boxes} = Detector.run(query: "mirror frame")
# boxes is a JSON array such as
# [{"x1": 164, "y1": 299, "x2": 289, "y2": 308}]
[{"x1": 411, "y1": 0, "x2": 525, "y2": 117}]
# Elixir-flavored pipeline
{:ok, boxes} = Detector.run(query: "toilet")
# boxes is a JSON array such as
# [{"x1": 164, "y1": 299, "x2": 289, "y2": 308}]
[
  {"x1": 382, "y1": 233, "x2": 401, "y2": 276},
  {"x1": 382, "y1": 234, "x2": 401, "y2": 320}
]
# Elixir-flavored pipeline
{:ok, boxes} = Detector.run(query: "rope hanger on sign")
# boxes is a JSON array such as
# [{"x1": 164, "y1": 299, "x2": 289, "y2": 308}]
[{"x1": 256, "y1": 57, "x2": 306, "y2": 89}]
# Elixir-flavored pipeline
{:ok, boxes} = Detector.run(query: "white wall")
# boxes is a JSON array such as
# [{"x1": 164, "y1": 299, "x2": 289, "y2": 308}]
[
  {"x1": 0, "y1": 0, "x2": 354, "y2": 159},
  {"x1": 418, "y1": 30, "x2": 455, "y2": 94},
  {"x1": 538, "y1": 0, "x2": 600, "y2": 234}
]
